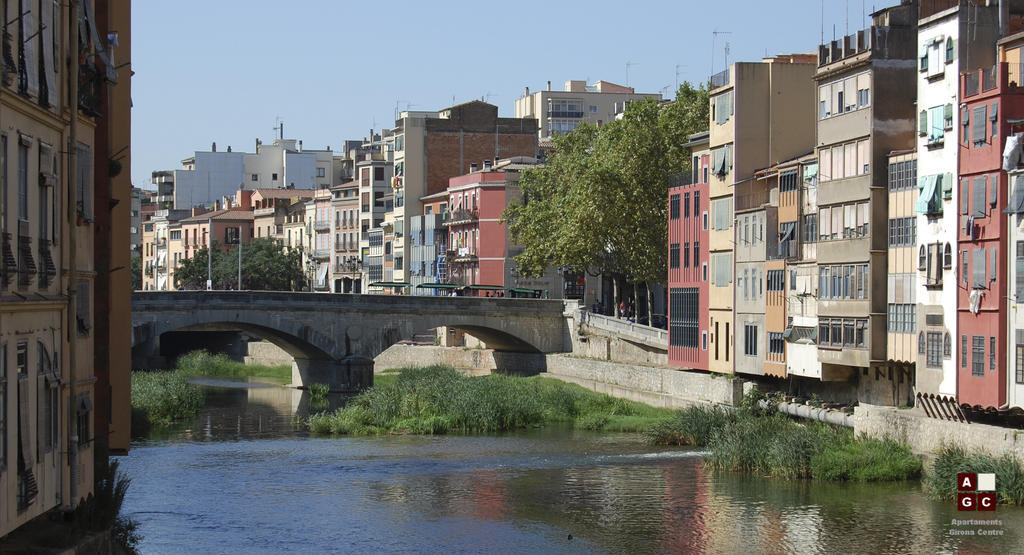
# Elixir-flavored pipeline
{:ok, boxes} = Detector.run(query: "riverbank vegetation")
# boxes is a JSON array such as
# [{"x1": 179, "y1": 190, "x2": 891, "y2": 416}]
[
  {"x1": 131, "y1": 370, "x2": 204, "y2": 431},
  {"x1": 308, "y1": 365, "x2": 672, "y2": 435},
  {"x1": 644, "y1": 396, "x2": 922, "y2": 482},
  {"x1": 925, "y1": 444, "x2": 1024, "y2": 506},
  {"x1": 175, "y1": 350, "x2": 291, "y2": 383}
]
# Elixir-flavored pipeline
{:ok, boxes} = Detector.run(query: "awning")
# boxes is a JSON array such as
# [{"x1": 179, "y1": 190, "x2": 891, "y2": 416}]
[
  {"x1": 509, "y1": 288, "x2": 541, "y2": 294},
  {"x1": 466, "y1": 284, "x2": 504, "y2": 290},
  {"x1": 369, "y1": 281, "x2": 412, "y2": 287},
  {"x1": 915, "y1": 174, "x2": 940, "y2": 215},
  {"x1": 317, "y1": 264, "x2": 329, "y2": 284},
  {"x1": 416, "y1": 283, "x2": 459, "y2": 289}
]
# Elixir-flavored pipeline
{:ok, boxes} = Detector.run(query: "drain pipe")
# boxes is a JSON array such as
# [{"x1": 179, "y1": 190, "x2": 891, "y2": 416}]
[
  {"x1": 66, "y1": 0, "x2": 80, "y2": 507},
  {"x1": 761, "y1": 400, "x2": 856, "y2": 428}
]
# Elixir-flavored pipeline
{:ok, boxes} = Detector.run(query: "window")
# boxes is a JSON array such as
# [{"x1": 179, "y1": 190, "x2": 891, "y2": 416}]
[
  {"x1": 819, "y1": 72, "x2": 871, "y2": 119},
  {"x1": 802, "y1": 214, "x2": 818, "y2": 243},
  {"x1": 818, "y1": 264, "x2": 869, "y2": 300},
  {"x1": 944, "y1": 332, "x2": 952, "y2": 358},
  {"x1": 374, "y1": 167, "x2": 385, "y2": 181},
  {"x1": 272, "y1": 173, "x2": 278, "y2": 181},
  {"x1": 972, "y1": 336, "x2": 985, "y2": 376},
  {"x1": 926, "y1": 332, "x2": 943, "y2": 368},
  {"x1": 962, "y1": 334, "x2": 969, "y2": 368},
  {"x1": 670, "y1": 244, "x2": 679, "y2": 269},
  {"x1": 972, "y1": 105, "x2": 988, "y2": 145},
  {"x1": 946, "y1": 37, "x2": 955, "y2": 63},
  {"x1": 887, "y1": 304, "x2": 916, "y2": 333},
  {"x1": 702, "y1": 211, "x2": 708, "y2": 230},
  {"x1": 251, "y1": 173, "x2": 258, "y2": 181},
  {"x1": 888, "y1": 217, "x2": 917, "y2": 247},
  {"x1": 768, "y1": 332, "x2": 784, "y2": 355},
  {"x1": 711, "y1": 145, "x2": 732, "y2": 176},
  {"x1": 943, "y1": 243, "x2": 952, "y2": 269},
  {"x1": 693, "y1": 242, "x2": 699, "y2": 268},
  {"x1": 670, "y1": 194, "x2": 680, "y2": 219},
  {"x1": 767, "y1": 270, "x2": 784, "y2": 291},
  {"x1": 1017, "y1": 331, "x2": 1024, "y2": 384},
  {"x1": 744, "y1": 323, "x2": 758, "y2": 356},
  {"x1": 694, "y1": 192, "x2": 700, "y2": 216},
  {"x1": 888, "y1": 159, "x2": 918, "y2": 191},
  {"x1": 702, "y1": 262, "x2": 708, "y2": 282},
  {"x1": 780, "y1": 170, "x2": 798, "y2": 193},
  {"x1": 962, "y1": 250, "x2": 969, "y2": 286},
  {"x1": 317, "y1": 168, "x2": 326, "y2": 178},
  {"x1": 669, "y1": 288, "x2": 699, "y2": 349},
  {"x1": 683, "y1": 193, "x2": 690, "y2": 218},
  {"x1": 713, "y1": 91, "x2": 733, "y2": 125},
  {"x1": 77, "y1": 279, "x2": 90, "y2": 336},
  {"x1": 683, "y1": 242, "x2": 690, "y2": 268},
  {"x1": 711, "y1": 197, "x2": 733, "y2": 230},
  {"x1": 819, "y1": 318, "x2": 869, "y2": 347},
  {"x1": 18, "y1": 141, "x2": 28, "y2": 219},
  {"x1": 76, "y1": 144, "x2": 92, "y2": 220},
  {"x1": 711, "y1": 253, "x2": 732, "y2": 287},
  {"x1": 76, "y1": 395, "x2": 91, "y2": 451},
  {"x1": 991, "y1": 336, "x2": 997, "y2": 371}
]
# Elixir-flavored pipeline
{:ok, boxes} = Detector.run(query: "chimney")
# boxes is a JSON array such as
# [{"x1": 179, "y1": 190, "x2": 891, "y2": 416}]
[
  {"x1": 227, "y1": 145, "x2": 232, "y2": 152},
  {"x1": 470, "y1": 163, "x2": 478, "y2": 172},
  {"x1": 298, "y1": 140, "x2": 303, "y2": 152},
  {"x1": 212, "y1": 141, "x2": 217, "y2": 152},
  {"x1": 483, "y1": 159, "x2": 492, "y2": 170},
  {"x1": 256, "y1": 138, "x2": 261, "y2": 152},
  {"x1": 525, "y1": 86, "x2": 530, "y2": 97},
  {"x1": 547, "y1": 80, "x2": 551, "y2": 91}
]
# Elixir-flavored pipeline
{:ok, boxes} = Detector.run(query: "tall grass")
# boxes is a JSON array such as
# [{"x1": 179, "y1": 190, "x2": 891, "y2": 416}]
[
  {"x1": 131, "y1": 370, "x2": 204, "y2": 427},
  {"x1": 308, "y1": 365, "x2": 673, "y2": 435},
  {"x1": 645, "y1": 404, "x2": 921, "y2": 482},
  {"x1": 925, "y1": 443, "x2": 1024, "y2": 506},
  {"x1": 175, "y1": 350, "x2": 291, "y2": 383}
]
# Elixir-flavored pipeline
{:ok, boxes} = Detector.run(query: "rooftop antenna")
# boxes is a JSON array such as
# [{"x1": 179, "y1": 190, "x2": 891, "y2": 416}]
[
  {"x1": 482, "y1": 92, "x2": 497, "y2": 103},
  {"x1": 711, "y1": 30, "x2": 732, "y2": 82},
  {"x1": 675, "y1": 64, "x2": 686, "y2": 93},
  {"x1": 273, "y1": 117, "x2": 283, "y2": 140},
  {"x1": 821, "y1": 0, "x2": 824, "y2": 45},
  {"x1": 724, "y1": 42, "x2": 731, "y2": 68}
]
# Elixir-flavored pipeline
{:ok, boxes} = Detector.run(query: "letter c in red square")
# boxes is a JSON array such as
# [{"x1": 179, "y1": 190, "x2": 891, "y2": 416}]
[
  {"x1": 958, "y1": 473, "x2": 977, "y2": 491},
  {"x1": 958, "y1": 493, "x2": 977, "y2": 511},
  {"x1": 978, "y1": 492, "x2": 997, "y2": 511}
]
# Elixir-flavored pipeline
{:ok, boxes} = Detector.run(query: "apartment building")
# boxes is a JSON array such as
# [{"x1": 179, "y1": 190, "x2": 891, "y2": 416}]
[
  {"x1": 355, "y1": 152, "x2": 392, "y2": 292},
  {"x1": 707, "y1": 54, "x2": 816, "y2": 375},
  {"x1": 786, "y1": 157, "x2": 823, "y2": 381},
  {"x1": 251, "y1": 188, "x2": 315, "y2": 242},
  {"x1": 514, "y1": 80, "x2": 661, "y2": 141},
  {"x1": 1, "y1": 0, "x2": 130, "y2": 539},
  {"x1": 915, "y1": 1, "x2": 1002, "y2": 400},
  {"x1": 668, "y1": 132, "x2": 710, "y2": 370},
  {"x1": 958, "y1": 37, "x2": 1024, "y2": 409},
  {"x1": 813, "y1": 3, "x2": 918, "y2": 404},
  {"x1": 142, "y1": 208, "x2": 192, "y2": 291},
  {"x1": 886, "y1": 151, "x2": 920, "y2": 381},
  {"x1": 331, "y1": 181, "x2": 361, "y2": 293},
  {"x1": 311, "y1": 188, "x2": 333, "y2": 291},
  {"x1": 387, "y1": 101, "x2": 537, "y2": 291}
]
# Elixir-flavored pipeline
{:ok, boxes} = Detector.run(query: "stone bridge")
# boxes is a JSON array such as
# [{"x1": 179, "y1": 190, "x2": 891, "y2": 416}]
[{"x1": 131, "y1": 291, "x2": 572, "y2": 390}]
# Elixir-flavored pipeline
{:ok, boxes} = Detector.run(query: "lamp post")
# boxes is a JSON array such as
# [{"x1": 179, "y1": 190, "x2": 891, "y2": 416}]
[{"x1": 206, "y1": 217, "x2": 213, "y2": 290}]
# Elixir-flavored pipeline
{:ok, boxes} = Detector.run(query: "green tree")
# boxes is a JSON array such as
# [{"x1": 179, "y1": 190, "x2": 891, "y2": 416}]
[
  {"x1": 504, "y1": 82, "x2": 709, "y2": 315},
  {"x1": 130, "y1": 256, "x2": 142, "y2": 291},
  {"x1": 174, "y1": 238, "x2": 307, "y2": 291}
]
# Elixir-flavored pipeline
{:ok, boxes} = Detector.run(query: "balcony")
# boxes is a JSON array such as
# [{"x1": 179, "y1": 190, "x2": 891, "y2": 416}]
[
  {"x1": 442, "y1": 208, "x2": 478, "y2": 227},
  {"x1": 335, "y1": 260, "x2": 361, "y2": 274},
  {"x1": 709, "y1": 68, "x2": 730, "y2": 89},
  {"x1": 1, "y1": 232, "x2": 15, "y2": 288},
  {"x1": 313, "y1": 248, "x2": 331, "y2": 260},
  {"x1": 448, "y1": 246, "x2": 477, "y2": 262},
  {"x1": 37, "y1": 239, "x2": 56, "y2": 287},
  {"x1": 549, "y1": 110, "x2": 584, "y2": 119},
  {"x1": 314, "y1": 220, "x2": 331, "y2": 232}
]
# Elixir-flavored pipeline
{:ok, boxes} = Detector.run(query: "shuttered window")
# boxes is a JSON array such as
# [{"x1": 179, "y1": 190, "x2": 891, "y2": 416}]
[
  {"x1": 990, "y1": 248, "x2": 998, "y2": 285},
  {"x1": 972, "y1": 176, "x2": 987, "y2": 217},
  {"x1": 973, "y1": 248, "x2": 986, "y2": 289},
  {"x1": 972, "y1": 105, "x2": 988, "y2": 144},
  {"x1": 961, "y1": 178, "x2": 969, "y2": 214}
]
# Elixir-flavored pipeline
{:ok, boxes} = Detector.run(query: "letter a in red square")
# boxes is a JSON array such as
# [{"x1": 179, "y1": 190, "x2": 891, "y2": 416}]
[
  {"x1": 958, "y1": 493, "x2": 977, "y2": 511},
  {"x1": 978, "y1": 492, "x2": 997, "y2": 511},
  {"x1": 958, "y1": 473, "x2": 977, "y2": 491}
]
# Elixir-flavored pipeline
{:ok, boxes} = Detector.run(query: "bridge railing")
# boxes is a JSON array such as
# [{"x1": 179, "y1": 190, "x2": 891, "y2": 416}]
[{"x1": 579, "y1": 310, "x2": 669, "y2": 347}]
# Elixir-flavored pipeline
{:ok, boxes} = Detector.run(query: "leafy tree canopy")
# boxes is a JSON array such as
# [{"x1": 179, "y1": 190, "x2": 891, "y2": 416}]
[
  {"x1": 174, "y1": 237, "x2": 307, "y2": 291},
  {"x1": 504, "y1": 82, "x2": 710, "y2": 285}
]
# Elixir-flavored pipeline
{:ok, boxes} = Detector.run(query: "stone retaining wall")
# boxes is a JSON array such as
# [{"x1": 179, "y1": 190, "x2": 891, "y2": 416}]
[
  {"x1": 855, "y1": 404, "x2": 1024, "y2": 459},
  {"x1": 542, "y1": 354, "x2": 744, "y2": 409}
]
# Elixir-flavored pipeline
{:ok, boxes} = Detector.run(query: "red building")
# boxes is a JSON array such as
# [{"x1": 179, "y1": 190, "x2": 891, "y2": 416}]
[
  {"x1": 668, "y1": 132, "x2": 710, "y2": 370},
  {"x1": 957, "y1": 60, "x2": 1024, "y2": 408}
]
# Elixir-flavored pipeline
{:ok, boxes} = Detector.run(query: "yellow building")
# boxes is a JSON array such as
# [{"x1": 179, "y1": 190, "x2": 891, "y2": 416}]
[{"x1": 1, "y1": 0, "x2": 131, "y2": 539}]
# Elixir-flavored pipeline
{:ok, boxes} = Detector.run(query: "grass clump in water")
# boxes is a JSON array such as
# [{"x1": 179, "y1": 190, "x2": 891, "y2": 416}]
[
  {"x1": 131, "y1": 369, "x2": 204, "y2": 428},
  {"x1": 925, "y1": 443, "x2": 1024, "y2": 506},
  {"x1": 175, "y1": 350, "x2": 291, "y2": 383},
  {"x1": 309, "y1": 365, "x2": 673, "y2": 435}
]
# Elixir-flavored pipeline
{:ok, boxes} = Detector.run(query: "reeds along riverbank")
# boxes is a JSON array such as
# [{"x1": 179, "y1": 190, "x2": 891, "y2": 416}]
[
  {"x1": 925, "y1": 444, "x2": 1024, "y2": 506},
  {"x1": 644, "y1": 399, "x2": 922, "y2": 482},
  {"x1": 307, "y1": 365, "x2": 674, "y2": 435},
  {"x1": 130, "y1": 370, "x2": 204, "y2": 431}
]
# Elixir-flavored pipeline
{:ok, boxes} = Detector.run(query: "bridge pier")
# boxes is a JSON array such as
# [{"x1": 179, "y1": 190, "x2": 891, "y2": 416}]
[{"x1": 292, "y1": 355, "x2": 374, "y2": 392}]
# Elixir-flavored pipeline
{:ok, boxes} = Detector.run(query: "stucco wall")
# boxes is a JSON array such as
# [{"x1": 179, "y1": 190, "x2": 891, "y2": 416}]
[{"x1": 856, "y1": 404, "x2": 1024, "y2": 459}]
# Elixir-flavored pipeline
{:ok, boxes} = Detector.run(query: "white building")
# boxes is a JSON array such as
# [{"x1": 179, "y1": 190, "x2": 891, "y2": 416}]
[
  {"x1": 514, "y1": 80, "x2": 661, "y2": 141},
  {"x1": 913, "y1": 4, "x2": 1000, "y2": 397}
]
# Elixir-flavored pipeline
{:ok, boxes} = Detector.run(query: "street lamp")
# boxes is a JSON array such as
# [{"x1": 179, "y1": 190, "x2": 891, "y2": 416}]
[{"x1": 206, "y1": 217, "x2": 213, "y2": 290}]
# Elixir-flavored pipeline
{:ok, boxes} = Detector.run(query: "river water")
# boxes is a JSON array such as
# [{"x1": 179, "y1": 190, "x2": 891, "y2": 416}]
[{"x1": 120, "y1": 381, "x2": 1024, "y2": 554}]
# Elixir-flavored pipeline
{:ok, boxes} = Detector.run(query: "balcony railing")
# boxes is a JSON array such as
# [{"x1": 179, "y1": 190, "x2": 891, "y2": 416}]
[
  {"x1": 313, "y1": 248, "x2": 331, "y2": 259},
  {"x1": 335, "y1": 260, "x2": 361, "y2": 273},
  {"x1": 549, "y1": 110, "x2": 584, "y2": 118},
  {"x1": 448, "y1": 246, "x2": 477, "y2": 262},
  {"x1": 314, "y1": 220, "x2": 331, "y2": 232},
  {"x1": 442, "y1": 208, "x2": 478, "y2": 226},
  {"x1": 709, "y1": 68, "x2": 730, "y2": 89},
  {"x1": 1, "y1": 232, "x2": 15, "y2": 288}
]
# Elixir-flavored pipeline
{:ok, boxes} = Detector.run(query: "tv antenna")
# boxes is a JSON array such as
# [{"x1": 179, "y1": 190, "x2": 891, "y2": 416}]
[
  {"x1": 675, "y1": 64, "x2": 686, "y2": 92},
  {"x1": 272, "y1": 117, "x2": 284, "y2": 140},
  {"x1": 711, "y1": 30, "x2": 732, "y2": 82}
]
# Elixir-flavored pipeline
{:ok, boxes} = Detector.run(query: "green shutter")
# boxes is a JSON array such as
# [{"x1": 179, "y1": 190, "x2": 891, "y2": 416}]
[
  {"x1": 944, "y1": 104, "x2": 953, "y2": 129},
  {"x1": 946, "y1": 38, "x2": 955, "y2": 63},
  {"x1": 919, "y1": 110, "x2": 928, "y2": 136}
]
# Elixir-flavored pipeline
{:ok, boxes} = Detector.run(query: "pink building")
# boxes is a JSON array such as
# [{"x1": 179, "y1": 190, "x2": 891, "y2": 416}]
[
  {"x1": 179, "y1": 209, "x2": 255, "y2": 262},
  {"x1": 668, "y1": 132, "x2": 710, "y2": 370}
]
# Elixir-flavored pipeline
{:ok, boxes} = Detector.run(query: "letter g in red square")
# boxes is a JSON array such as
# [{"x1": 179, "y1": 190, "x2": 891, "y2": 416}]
[
  {"x1": 958, "y1": 473, "x2": 977, "y2": 491},
  {"x1": 958, "y1": 493, "x2": 977, "y2": 511}
]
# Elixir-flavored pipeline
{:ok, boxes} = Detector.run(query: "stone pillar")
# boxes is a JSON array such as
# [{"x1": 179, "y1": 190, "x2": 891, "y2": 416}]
[{"x1": 291, "y1": 355, "x2": 374, "y2": 392}]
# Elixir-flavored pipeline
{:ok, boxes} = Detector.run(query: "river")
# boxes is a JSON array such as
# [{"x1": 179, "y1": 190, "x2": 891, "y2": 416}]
[{"x1": 120, "y1": 380, "x2": 1024, "y2": 554}]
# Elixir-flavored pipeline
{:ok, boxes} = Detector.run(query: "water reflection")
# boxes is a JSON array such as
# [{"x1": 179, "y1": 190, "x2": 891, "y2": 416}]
[{"x1": 122, "y1": 381, "x2": 1024, "y2": 554}]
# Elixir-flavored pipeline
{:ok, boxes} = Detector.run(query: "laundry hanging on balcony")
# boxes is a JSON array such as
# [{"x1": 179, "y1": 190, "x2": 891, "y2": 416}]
[{"x1": 1003, "y1": 134, "x2": 1023, "y2": 171}]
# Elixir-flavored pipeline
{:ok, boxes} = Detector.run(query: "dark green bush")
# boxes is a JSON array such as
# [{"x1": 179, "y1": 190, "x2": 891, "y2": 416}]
[{"x1": 925, "y1": 443, "x2": 1024, "y2": 505}]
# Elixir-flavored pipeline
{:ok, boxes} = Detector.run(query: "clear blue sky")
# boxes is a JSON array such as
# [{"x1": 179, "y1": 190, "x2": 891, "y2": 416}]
[{"x1": 130, "y1": 0, "x2": 900, "y2": 189}]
